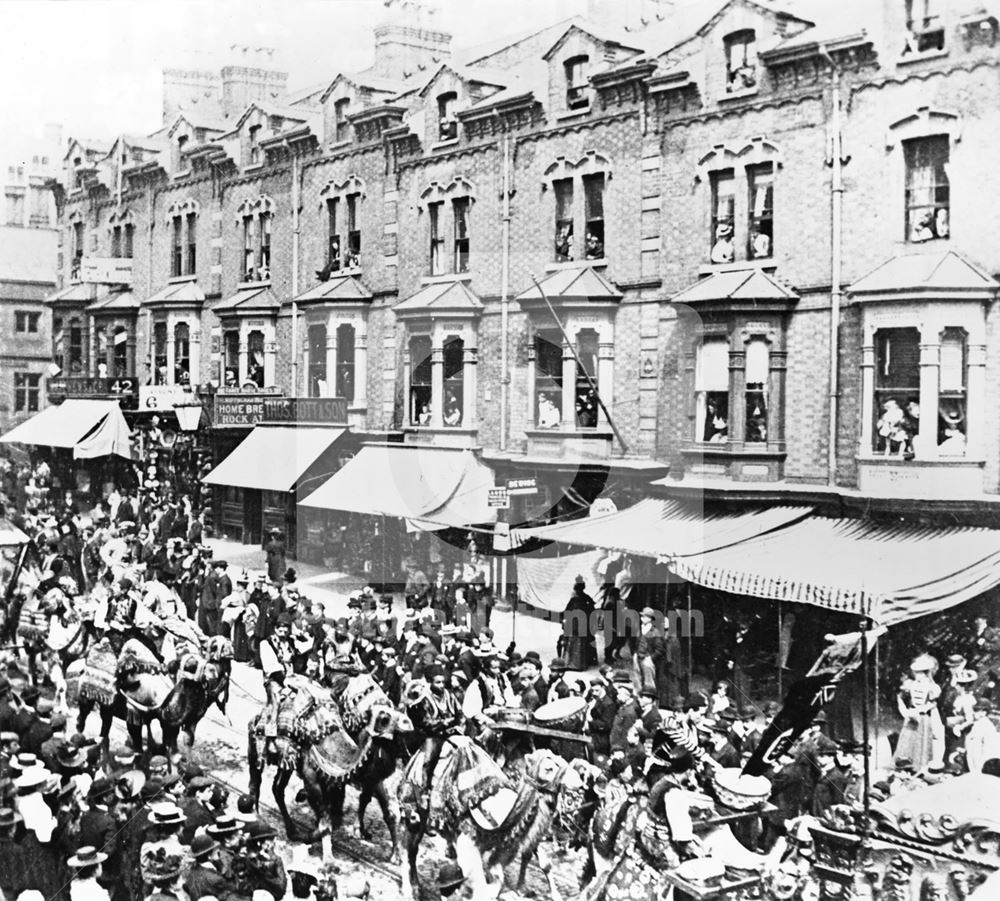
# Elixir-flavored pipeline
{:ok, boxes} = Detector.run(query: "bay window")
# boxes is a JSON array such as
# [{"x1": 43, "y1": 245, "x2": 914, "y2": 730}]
[
  {"x1": 409, "y1": 334, "x2": 433, "y2": 425},
  {"x1": 443, "y1": 336, "x2": 464, "y2": 427},
  {"x1": 223, "y1": 330, "x2": 239, "y2": 385},
  {"x1": 247, "y1": 330, "x2": 265, "y2": 388},
  {"x1": 938, "y1": 328, "x2": 966, "y2": 454},
  {"x1": 535, "y1": 332, "x2": 563, "y2": 429},
  {"x1": 696, "y1": 337, "x2": 730, "y2": 443},
  {"x1": 575, "y1": 329, "x2": 599, "y2": 428},
  {"x1": 153, "y1": 321, "x2": 168, "y2": 384},
  {"x1": 174, "y1": 322, "x2": 191, "y2": 384},
  {"x1": 744, "y1": 338, "x2": 769, "y2": 442},
  {"x1": 308, "y1": 324, "x2": 327, "y2": 397},
  {"x1": 335, "y1": 324, "x2": 356, "y2": 402},
  {"x1": 113, "y1": 325, "x2": 129, "y2": 377}
]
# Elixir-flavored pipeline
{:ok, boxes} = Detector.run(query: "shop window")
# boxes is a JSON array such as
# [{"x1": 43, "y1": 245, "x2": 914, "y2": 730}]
[
  {"x1": 248, "y1": 124, "x2": 261, "y2": 166},
  {"x1": 174, "y1": 322, "x2": 191, "y2": 385},
  {"x1": 696, "y1": 337, "x2": 730, "y2": 442},
  {"x1": 345, "y1": 193, "x2": 361, "y2": 269},
  {"x1": 554, "y1": 178, "x2": 574, "y2": 262},
  {"x1": 308, "y1": 324, "x2": 327, "y2": 398},
  {"x1": 904, "y1": 135, "x2": 949, "y2": 243},
  {"x1": 69, "y1": 321, "x2": 83, "y2": 374},
  {"x1": 13, "y1": 373, "x2": 40, "y2": 413},
  {"x1": 453, "y1": 197, "x2": 470, "y2": 273},
  {"x1": 535, "y1": 332, "x2": 563, "y2": 429},
  {"x1": 247, "y1": 330, "x2": 265, "y2": 388},
  {"x1": 223, "y1": 329, "x2": 239, "y2": 386},
  {"x1": 575, "y1": 328, "x2": 599, "y2": 428},
  {"x1": 186, "y1": 212, "x2": 197, "y2": 275},
  {"x1": 429, "y1": 201, "x2": 445, "y2": 275},
  {"x1": 124, "y1": 223, "x2": 134, "y2": 259},
  {"x1": 747, "y1": 164, "x2": 774, "y2": 259},
  {"x1": 565, "y1": 55, "x2": 590, "y2": 109},
  {"x1": 744, "y1": 339, "x2": 769, "y2": 442},
  {"x1": 583, "y1": 174, "x2": 605, "y2": 260},
  {"x1": 113, "y1": 325, "x2": 129, "y2": 377},
  {"x1": 326, "y1": 198, "x2": 341, "y2": 274},
  {"x1": 903, "y1": 0, "x2": 945, "y2": 53},
  {"x1": 409, "y1": 334, "x2": 433, "y2": 425},
  {"x1": 14, "y1": 311, "x2": 40, "y2": 334},
  {"x1": 710, "y1": 170, "x2": 736, "y2": 263},
  {"x1": 172, "y1": 216, "x2": 184, "y2": 277},
  {"x1": 873, "y1": 327, "x2": 920, "y2": 455},
  {"x1": 335, "y1": 324, "x2": 356, "y2": 402},
  {"x1": 937, "y1": 328, "x2": 967, "y2": 455},
  {"x1": 153, "y1": 321, "x2": 168, "y2": 384},
  {"x1": 443, "y1": 336, "x2": 464, "y2": 427},
  {"x1": 438, "y1": 92, "x2": 458, "y2": 141},
  {"x1": 334, "y1": 98, "x2": 351, "y2": 143},
  {"x1": 725, "y1": 29, "x2": 757, "y2": 92}
]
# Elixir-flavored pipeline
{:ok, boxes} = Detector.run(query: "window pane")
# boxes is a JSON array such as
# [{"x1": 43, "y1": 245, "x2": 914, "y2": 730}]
[
  {"x1": 748, "y1": 164, "x2": 774, "y2": 259},
  {"x1": 443, "y1": 336, "x2": 464, "y2": 427},
  {"x1": 696, "y1": 338, "x2": 729, "y2": 391},
  {"x1": 575, "y1": 329, "x2": 598, "y2": 428},
  {"x1": 409, "y1": 334, "x2": 433, "y2": 425},
  {"x1": 697, "y1": 339, "x2": 729, "y2": 443},
  {"x1": 745, "y1": 339, "x2": 769, "y2": 442},
  {"x1": 710, "y1": 170, "x2": 735, "y2": 262},
  {"x1": 554, "y1": 178, "x2": 574, "y2": 261},
  {"x1": 535, "y1": 333, "x2": 563, "y2": 428},
  {"x1": 308, "y1": 324, "x2": 327, "y2": 397},
  {"x1": 874, "y1": 327, "x2": 920, "y2": 454},
  {"x1": 336, "y1": 324, "x2": 355, "y2": 403},
  {"x1": 905, "y1": 135, "x2": 949, "y2": 242}
]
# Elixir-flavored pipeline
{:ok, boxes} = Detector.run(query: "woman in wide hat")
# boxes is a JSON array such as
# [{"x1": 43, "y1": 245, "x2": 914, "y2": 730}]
[
  {"x1": 67, "y1": 845, "x2": 111, "y2": 901},
  {"x1": 895, "y1": 653, "x2": 945, "y2": 771}
]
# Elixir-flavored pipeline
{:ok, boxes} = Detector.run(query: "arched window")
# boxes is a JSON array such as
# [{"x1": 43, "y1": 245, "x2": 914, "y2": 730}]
[
  {"x1": 409, "y1": 335, "x2": 433, "y2": 425},
  {"x1": 336, "y1": 324, "x2": 356, "y2": 402},
  {"x1": 248, "y1": 330, "x2": 265, "y2": 388},
  {"x1": 443, "y1": 336, "x2": 464, "y2": 427},
  {"x1": 308, "y1": 324, "x2": 327, "y2": 397},
  {"x1": 174, "y1": 322, "x2": 191, "y2": 384}
]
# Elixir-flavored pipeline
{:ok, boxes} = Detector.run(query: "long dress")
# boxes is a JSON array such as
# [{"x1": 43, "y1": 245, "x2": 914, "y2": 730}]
[
  {"x1": 563, "y1": 587, "x2": 597, "y2": 670},
  {"x1": 895, "y1": 679, "x2": 945, "y2": 770}
]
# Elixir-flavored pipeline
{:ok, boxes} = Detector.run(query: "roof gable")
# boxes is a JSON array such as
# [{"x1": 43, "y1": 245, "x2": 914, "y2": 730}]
[
  {"x1": 849, "y1": 251, "x2": 1000, "y2": 301},
  {"x1": 542, "y1": 22, "x2": 644, "y2": 61},
  {"x1": 293, "y1": 274, "x2": 374, "y2": 305},
  {"x1": 394, "y1": 280, "x2": 484, "y2": 317},
  {"x1": 671, "y1": 268, "x2": 798, "y2": 305}
]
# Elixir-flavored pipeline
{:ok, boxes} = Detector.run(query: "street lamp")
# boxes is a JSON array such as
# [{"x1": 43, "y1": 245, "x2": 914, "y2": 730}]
[{"x1": 173, "y1": 401, "x2": 204, "y2": 432}]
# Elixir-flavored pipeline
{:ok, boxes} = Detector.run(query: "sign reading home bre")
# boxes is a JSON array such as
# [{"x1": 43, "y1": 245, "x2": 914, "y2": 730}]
[
  {"x1": 506, "y1": 477, "x2": 538, "y2": 496},
  {"x1": 488, "y1": 487, "x2": 510, "y2": 509},
  {"x1": 213, "y1": 395, "x2": 268, "y2": 428},
  {"x1": 262, "y1": 397, "x2": 348, "y2": 425},
  {"x1": 79, "y1": 257, "x2": 133, "y2": 286}
]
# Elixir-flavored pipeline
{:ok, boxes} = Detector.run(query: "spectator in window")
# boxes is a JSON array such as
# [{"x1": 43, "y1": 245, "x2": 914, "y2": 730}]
[
  {"x1": 750, "y1": 228, "x2": 771, "y2": 259},
  {"x1": 935, "y1": 207, "x2": 950, "y2": 239},
  {"x1": 584, "y1": 230, "x2": 604, "y2": 260},
  {"x1": 97, "y1": 361, "x2": 109, "y2": 379},
  {"x1": 537, "y1": 392, "x2": 560, "y2": 429},
  {"x1": 555, "y1": 224, "x2": 573, "y2": 261},
  {"x1": 417, "y1": 403, "x2": 432, "y2": 426},
  {"x1": 711, "y1": 222, "x2": 735, "y2": 263},
  {"x1": 910, "y1": 209, "x2": 936, "y2": 242},
  {"x1": 705, "y1": 401, "x2": 728, "y2": 443},
  {"x1": 224, "y1": 368, "x2": 238, "y2": 388},
  {"x1": 443, "y1": 395, "x2": 462, "y2": 427}
]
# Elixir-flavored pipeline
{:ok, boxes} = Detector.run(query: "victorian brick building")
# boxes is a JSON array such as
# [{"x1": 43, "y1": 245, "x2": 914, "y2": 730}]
[{"x1": 45, "y1": 0, "x2": 1000, "y2": 561}]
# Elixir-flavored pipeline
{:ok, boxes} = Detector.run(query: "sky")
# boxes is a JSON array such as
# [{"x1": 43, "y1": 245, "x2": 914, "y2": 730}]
[{"x1": 0, "y1": 0, "x2": 589, "y2": 166}]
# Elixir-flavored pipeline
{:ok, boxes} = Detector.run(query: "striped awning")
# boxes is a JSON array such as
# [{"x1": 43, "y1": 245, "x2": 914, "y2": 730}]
[
  {"x1": 512, "y1": 498, "x2": 810, "y2": 560},
  {"x1": 671, "y1": 517, "x2": 1000, "y2": 625}
]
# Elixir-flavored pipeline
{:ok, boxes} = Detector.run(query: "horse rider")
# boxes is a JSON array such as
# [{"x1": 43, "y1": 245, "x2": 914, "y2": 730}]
[
  {"x1": 416, "y1": 665, "x2": 465, "y2": 817},
  {"x1": 259, "y1": 612, "x2": 296, "y2": 737}
]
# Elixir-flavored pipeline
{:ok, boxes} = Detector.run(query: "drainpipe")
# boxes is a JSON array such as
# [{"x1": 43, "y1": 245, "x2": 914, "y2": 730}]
[
  {"x1": 499, "y1": 124, "x2": 512, "y2": 453},
  {"x1": 822, "y1": 46, "x2": 844, "y2": 488},
  {"x1": 288, "y1": 141, "x2": 301, "y2": 396}
]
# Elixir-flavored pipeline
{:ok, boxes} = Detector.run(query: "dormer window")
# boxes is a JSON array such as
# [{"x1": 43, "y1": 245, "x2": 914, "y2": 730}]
[
  {"x1": 903, "y1": 0, "x2": 945, "y2": 54},
  {"x1": 565, "y1": 56, "x2": 590, "y2": 110},
  {"x1": 176, "y1": 134, "x2": 189, "y2": 171},
  {"x1": 725, "y1": 30, "x2": 757, "y2": 93},
  {"x1": 334, "y1": 99, "x2": 351, "y2": 143},
  {"x1": 438, "y1": 92, "x2": 458, "y2": 142},
  {"x1": 248, "y1": 124, "x2": 261, "y2": 166}
]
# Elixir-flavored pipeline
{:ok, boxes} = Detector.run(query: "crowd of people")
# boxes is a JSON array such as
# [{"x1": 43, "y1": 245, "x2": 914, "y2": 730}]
[{"x1": 2, "y1": 450, "x2": 1000, "y2": 901}]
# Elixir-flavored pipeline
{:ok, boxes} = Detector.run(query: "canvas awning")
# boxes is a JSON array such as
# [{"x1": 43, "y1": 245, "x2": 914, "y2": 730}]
[
  {"x1": 0, "y1": 517, "x2": 28, "y2": 547},
  {"x1": 513, "y1": 498, "x2": 810, "y2": 561},
  {"x1": 0, "y1": 399, "x2": 132, "y2": 459},
  {"x1": 202, "y1": 425, "x2": 345, "y2": 493},
  {"x1": 670, "y1": 516, "x2": 1000, "y2": 626},
  {"x1": 299, "y1": 444, "x2": 497, "y2": 529}
]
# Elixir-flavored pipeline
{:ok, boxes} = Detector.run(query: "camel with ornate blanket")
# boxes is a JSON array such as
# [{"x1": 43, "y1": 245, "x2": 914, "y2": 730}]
[{"x1": 398, "y1": 740, "x2": 602, "y2": 901}]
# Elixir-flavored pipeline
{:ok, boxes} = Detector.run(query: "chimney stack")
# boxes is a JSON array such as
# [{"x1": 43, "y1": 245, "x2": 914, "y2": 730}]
[{"x1": 371, "y1": 0, "x2": 452, "y2": 81}]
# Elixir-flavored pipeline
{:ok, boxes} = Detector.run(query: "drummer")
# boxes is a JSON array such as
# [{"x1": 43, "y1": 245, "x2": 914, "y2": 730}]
[{"x1": 461, "y1": 645, "x2": 516, "y2": 720}]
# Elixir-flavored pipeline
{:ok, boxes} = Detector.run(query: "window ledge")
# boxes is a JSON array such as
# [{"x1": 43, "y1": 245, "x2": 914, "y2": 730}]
[
  {"x1": 174, "y1": 170, "x2": 192, "y2": 181},
  {"x1": 525, "y1": 428, "x2": 613, "y2": 438},
  {"x1": 544, "y1": 258, "x2": 608, "y2": 272},
  {"x1": 421, "y1": 272, "x2": 473, "y2": 286},
  {"x1": 331, "y1": 266, "x2": 362, "y2": 278},
  {"x1": 698, "y1": 258, "x2": 777, "y2": 276},
  {"x1": 857, "y1": 454, "x2": 983, "y2": 466},
  {"x1": 168, "y1": 274, "x2": 198, "y2": 285},
  {"x1": 896, "y1": 48, "x2": 949, "y2": 65},
  {"x1": 243, "y1": 163, "x2": 265, "y2": 173},
  {"x1": 328, "y1": 140, "x2": 352, "y2": 151},
  {"x1": 406, "y1": 426, "x2": 477, "y2": 434},
  {"x1": 431, "y1": 138, "x2": 460, "y2": 152},
  {"x1": 556, "y1": 107, "x2": 591, "y2": 122},
  {"x1": 681, "y1": 443, "x2": 786, "y2": 457},
  {"x1": 238, "y1": 279, "x2": 272, "y2": 289},
  {"x1": 719, "y1": 86, "x2": 760, "y2": 101}
]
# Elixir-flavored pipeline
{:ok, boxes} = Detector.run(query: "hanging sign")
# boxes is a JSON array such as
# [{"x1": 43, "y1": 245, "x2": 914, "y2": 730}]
[
  {"x1": 488, "y1": 488, "x2": 510, "y2": 509},
  {"x1": 506, "y1": 477, "x2": 538, "y2": 496}
]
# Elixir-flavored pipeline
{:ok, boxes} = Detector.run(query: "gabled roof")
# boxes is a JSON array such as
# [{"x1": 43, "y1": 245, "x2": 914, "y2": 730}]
[
  {"x1": 416, "y1": 62, "x2": 509, "y2": 98},
  {"x1": 319, "y1": 71, "x2": 409, "y2": 105},
  {"x1": 144, "y1": 280, "x2": 207, "y2": 307},
  {"x1": 848, "y1": 251, "x2": 1000, "y2": 301},
  {"x1": 671, "y1": 268, "x2": 798, "y2": 304},
  {"x1": 213, "y1": 285, "x2": 281, "y2": 314},
  {"x1": 516, "y1": 266, "x2": 622, "y2": 303},
  {"x1": 166, "y1": 111, "x2": 229, "y2": 139},
  {"x1": 394, "y1": 280, "x2": 484, "y2": 316},
  {"x1": 541, "y1": 21, "x2": 645, "y2": 61},
  {"x1": 87, "y1": 290, "x2": 140, "y2": 313},
  {"x1": 461, "y1": 16, "x2": 582, "y2": 66},
  {"x1": 64, "y1": 137, "x2": 112, "y2": 162},
  {"x1": 231, "y1": 102, "x2": 312, "y2": 133},
  {"x1": 293, "y1": 274, "x2": 374, "y2": 305},
  {"x1": 47, "y1": 283, "x2": 96, "y2": 305}
]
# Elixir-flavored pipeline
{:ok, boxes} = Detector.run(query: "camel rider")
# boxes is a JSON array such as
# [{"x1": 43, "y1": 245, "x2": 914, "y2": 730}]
[
  {"x1": 419, "y1": 665, "x2": 464, "y2": 815},
  {"x1": 259, "y1": 613, "x2": 296, "y2": 737}
]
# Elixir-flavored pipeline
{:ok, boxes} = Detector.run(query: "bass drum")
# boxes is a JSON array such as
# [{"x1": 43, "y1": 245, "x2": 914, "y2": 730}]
[{"x1": 532, "y1": 695, "x2": 587, "y2": 733}]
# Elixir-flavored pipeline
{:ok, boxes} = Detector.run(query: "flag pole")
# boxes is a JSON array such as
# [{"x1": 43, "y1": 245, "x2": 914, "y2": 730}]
[{"x1": 860, "y1": 617, "x2": 872, "y2": 838}]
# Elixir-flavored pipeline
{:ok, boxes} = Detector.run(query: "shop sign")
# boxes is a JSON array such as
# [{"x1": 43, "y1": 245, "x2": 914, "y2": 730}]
[
  {"x1": 213, "y1": 395, "x2": 267, "y2": 427},
  {"x1": 506, "y1": 477, "x2": 538, "y2": 496},
  {"x1": 79, "y1": 257, "x2": 133, "y2": 285},
  {"x1": 589, "y1": 496, "x2": 618, "y2": 518},
  {"x1": 488, "y1": 487, "x2": 510, "y2": 509},
  {"x1": 139, "y1": 385, "x2": 195, "y2": 411},
  {"x1": 262, "y1": 397, "x2": 348, "y2": 424},
  {"x1": 48, "y1": 376, "x2": 137, "y2": 398}
]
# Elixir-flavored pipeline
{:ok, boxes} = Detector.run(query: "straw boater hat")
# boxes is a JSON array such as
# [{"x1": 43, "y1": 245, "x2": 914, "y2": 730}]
[
  {"x1": 956, "y1": 669, "x2": 979, "y2": 685},
  {"x1": 147, "y1": 802, "x2": 185, "y2": 827},
  {"x1": 910, "y1": 654, "x2": 938, "y2": 674},
  {"x1": 68, "y1": 846, "x2": 109, "y2": 869}
]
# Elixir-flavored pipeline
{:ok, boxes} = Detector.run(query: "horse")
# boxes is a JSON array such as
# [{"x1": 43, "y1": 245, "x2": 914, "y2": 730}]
[
  {"x1": 247, "y1": 672, "x2": 413, "y2": 858},
  {"x1": 398, "y1": 742, "x2": 602, "y2": 901}
]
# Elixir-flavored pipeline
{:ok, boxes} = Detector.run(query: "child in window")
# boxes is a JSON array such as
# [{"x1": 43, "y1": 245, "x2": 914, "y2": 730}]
[{"x1": 537, "y1": 392, "x2": 560, "y2": 429}]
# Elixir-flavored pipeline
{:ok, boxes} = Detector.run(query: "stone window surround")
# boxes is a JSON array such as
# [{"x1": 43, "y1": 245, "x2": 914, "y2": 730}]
[
  {"x1": 542, "y1": 151, "x2": 612, "y2": 264},
  {"x1": 236, "y1": 195, "x2": 275, "y2": 282},
  {"x1": 859, "y1": 301, "x2": 986, "y2": 463},
  {"x1": 401, "y1": 317, "x2": 478, "y2": 430},
  {"x1": 219, "y1": 315, "x2": 278, "y2": 388},
  {"x1": 320, "y1": 175, "x2": 367, "y2": 273},
  {"x1": 418, "y1": 176, "x2": 476, "y2": 279},
  {"x1": 301, "y1": 307, "x2": 369, "y2": 409},
  {"x1": 150, "y1": 309, "x2": 202, "y2": 387}
]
